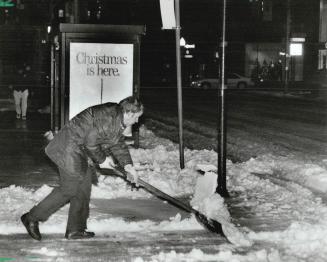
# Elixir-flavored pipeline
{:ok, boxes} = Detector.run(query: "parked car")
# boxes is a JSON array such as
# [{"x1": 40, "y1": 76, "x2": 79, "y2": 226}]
[{"x1": 190, "y1": 73, "x2": 255, "y2": 89}]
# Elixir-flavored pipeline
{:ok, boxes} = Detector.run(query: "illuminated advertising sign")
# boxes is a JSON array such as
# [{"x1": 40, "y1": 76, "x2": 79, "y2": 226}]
[
  {"x1": 290, "y1": 43, "x2": 303, "y2": 56},
  {"x1": 69, "y1": 42, "x2": 134, "y2": 119}
]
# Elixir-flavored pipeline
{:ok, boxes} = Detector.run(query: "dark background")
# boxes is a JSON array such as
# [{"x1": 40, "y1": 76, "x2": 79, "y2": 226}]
[{"x1": 0, "y1": 0, "x2": 323, "y2": 96}]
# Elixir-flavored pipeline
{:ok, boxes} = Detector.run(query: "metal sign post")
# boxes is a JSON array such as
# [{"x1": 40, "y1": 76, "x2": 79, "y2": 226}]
[
  {"x1": 159, "y1": 0, "x2": 184, "y2": 169},
  {"x1": 216, "y1": 0, "x2": 229, "y2": 197}
]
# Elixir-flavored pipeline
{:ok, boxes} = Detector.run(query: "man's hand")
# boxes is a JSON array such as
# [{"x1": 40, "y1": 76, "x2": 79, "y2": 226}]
[
  {"x1": 99, "y1": 156, "x2": 116, "y2": 169},
  {"x1": 124, "y1": 164, "x2": 139, "y2": 187}
]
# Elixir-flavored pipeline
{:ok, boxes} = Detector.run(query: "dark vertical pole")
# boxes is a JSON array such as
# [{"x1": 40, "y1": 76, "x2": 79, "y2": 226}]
[
  {"x1": 175, "y1": 0, "x2": 185, "y2": 169},
  {"x1": 216, "y1": 0, "x2": 229, "y2": 197},
  {"x1": 54, "y1": 39, "x2": 60, "y2": 133},
  {"x1": 60, "y1": 32, "x2": 66, "y2": 128},
  {"x1": 284, "y1": 0, "x2": 291, "y2": 93},
  {"x1": 50, "y1": 44, "x2": 55, "y2": 131},
  {"x1": 73, "y1": 0, "x2": 80, "y2": 23},
  {"x1": 256, "y1": 44, "x2": 259, "y2": 80},
  {"x1": 100, "y1": 78, "x2": 103, "y2": 104},
  {"x1": 133, "y1": 36, "x2": 142, "y2": 149}
]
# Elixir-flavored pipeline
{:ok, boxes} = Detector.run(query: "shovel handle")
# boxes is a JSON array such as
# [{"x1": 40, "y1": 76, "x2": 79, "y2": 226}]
[{"x1": 101, "y1": 167, "x2": 194, "y2": 214}]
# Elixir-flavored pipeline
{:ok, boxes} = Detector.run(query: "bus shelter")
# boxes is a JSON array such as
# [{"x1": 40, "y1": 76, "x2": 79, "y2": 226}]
[{"x1": 50, "y1": 23, "x2": 146, "y2": 146}]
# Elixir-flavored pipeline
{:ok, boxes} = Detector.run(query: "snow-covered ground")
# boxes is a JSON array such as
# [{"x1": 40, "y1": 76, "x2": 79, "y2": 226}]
[{"x1": 2, "y1": 125, "x2": 327, "y2": 261}]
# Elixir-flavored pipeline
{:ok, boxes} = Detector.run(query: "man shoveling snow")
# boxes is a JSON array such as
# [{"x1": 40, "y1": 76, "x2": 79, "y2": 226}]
[{"x1": 21, "y1": 96, "x2": 143, "y2": 241}]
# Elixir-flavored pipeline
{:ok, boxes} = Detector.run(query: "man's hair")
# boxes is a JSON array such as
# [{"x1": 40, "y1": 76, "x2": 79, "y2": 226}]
[{"x1": 119, "y1": 96, "x2": 144, "y2": 113}]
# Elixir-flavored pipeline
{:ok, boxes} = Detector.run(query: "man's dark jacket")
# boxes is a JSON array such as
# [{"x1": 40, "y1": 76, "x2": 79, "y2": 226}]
[{"x1": 45, "y1": 102, "x2": 133, "y2": 179}]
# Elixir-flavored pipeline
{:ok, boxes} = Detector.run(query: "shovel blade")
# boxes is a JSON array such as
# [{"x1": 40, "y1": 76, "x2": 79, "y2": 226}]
[{"x1": 195, "y1": 212, "x2": 225, "y2": 238}]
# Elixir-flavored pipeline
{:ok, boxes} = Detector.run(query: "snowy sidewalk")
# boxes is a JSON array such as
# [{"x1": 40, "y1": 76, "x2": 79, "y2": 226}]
[{"x1": 1, "y1": 123, "x2": 327, "y2": 261}]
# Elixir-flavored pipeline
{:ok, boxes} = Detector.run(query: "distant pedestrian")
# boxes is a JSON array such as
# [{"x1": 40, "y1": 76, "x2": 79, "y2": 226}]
[
  {"x1": 21, "y1": 96, "x2": 143, "y2": 240},
  {"x1": 277, "y1": 60, "x2": 283, "y2": 81},
  {"x1": 13, "y1": 64, "x2": 31, "y2": 120}
]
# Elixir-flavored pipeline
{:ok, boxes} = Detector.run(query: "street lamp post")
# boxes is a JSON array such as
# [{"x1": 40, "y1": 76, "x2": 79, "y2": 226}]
[{"x1": 216, "y1": 0, "x2": 229, "y2": 198}]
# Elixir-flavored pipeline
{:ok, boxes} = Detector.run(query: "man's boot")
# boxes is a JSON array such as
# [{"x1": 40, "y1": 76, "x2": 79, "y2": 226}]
[
  {"x1": 21, "y1": 213, "x2": 42, "y2": 241},
  {"x1": 65, "y1": 230, "x2": 95, "y2": 240}
]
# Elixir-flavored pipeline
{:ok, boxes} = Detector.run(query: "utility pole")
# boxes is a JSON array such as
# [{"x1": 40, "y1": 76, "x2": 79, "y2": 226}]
[
  {"x1": 175, "y1": 0, "x2": 185, "y2": 169},
  {"x1": 284, "y1": 0, "x2": 291, "y2": 93}
]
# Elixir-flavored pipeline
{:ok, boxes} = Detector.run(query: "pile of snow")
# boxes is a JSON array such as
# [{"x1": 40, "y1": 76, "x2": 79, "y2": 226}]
[{"x1": 190, "y1": 167, "x2": 252, "y2": 247}]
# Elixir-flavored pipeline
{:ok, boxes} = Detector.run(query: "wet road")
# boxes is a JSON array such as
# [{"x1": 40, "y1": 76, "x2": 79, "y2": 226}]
[{"x1": 141, "y1": 88, "x2": 327, "y2": 161}]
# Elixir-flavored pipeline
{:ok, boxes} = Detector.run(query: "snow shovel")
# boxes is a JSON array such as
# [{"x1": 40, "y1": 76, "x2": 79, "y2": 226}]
[{"x1": 100, "y1": 167, "x2": 227, "y2": 239}]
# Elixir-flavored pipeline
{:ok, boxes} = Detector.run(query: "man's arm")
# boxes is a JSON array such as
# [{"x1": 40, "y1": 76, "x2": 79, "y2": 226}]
[
  {"x1": 99, "y1": 137, "x2": 137, "y2": 183},
  {"x1": 83, "y1": 144, "x2": 106, "y2": 165},
  {"x1": 103, "y1": 136, "x2": 133, "y2": 168}
]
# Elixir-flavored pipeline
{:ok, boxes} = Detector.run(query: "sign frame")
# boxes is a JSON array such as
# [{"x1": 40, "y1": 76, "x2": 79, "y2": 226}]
[{"x1": 51, "y1": 24, "x2": 145, "y2": 131}]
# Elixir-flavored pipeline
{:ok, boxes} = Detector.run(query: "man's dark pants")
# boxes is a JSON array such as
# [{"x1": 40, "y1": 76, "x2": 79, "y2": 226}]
[{"x1": 28, "y1": 167, "x2": 92, "y2": 232}]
